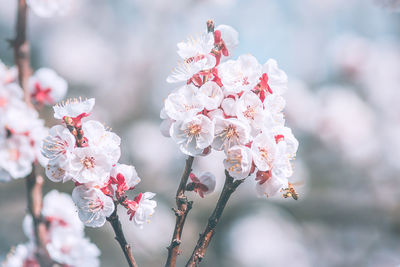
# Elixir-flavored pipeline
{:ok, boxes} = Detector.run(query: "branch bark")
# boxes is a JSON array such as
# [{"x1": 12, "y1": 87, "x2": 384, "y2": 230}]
[
  {"x1": 107, "y1": 203, "x2": 138, "y2": 267},
  {"x1": 13, "y1": 0, "x2": 32, "y2": 106},
  {"x1": 185, "y1": 170, "x2": 244, "y2": 267},
  {"x1": 165, "y1": 156, "x2": 195, "y2": 267}
]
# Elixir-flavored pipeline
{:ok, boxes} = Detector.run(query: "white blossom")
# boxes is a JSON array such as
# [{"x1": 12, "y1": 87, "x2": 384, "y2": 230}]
[
  {"x1": 224, "y1": 145, "x2": 253, "y2": 179},
  {"x1": 133, "y1": 192, "x2": 157, "y2": 228},
  {"x1": 82, "y1": 120, "x2": 121, "y2": 164},
  {"x1": 197, "y1": 81, "x2": 224, "y2": 110},
  {"x1": 0, "y1": 136, "x2": 35, "y2": 178},
  {"x1": 251, "y1": 132, "x2": 277, "y2": 172},
  {"x1": 163, "y1": 84, "x2": 203, "y2": 121},
  {"x1": 53, "y1": 98, "x2": 95, "y2": 119},
  {"x1": 69, "y1": 147, "x2": 113, "y2": 185},
  {"x1": 2, "y1": 243, "x2": 35, "y2": 267},
  {"x1": 167, "y1": 54, "x2": 216, "y2": 83},
  {"x1": 261, "y1": 59, "x2": 288, "y2": 95},
  {"x1": 29, "y1": 68, "x2": 67, "y2": 105},
  {"x1": 42, "y1": 125, "x2": 75, "y2": 162},
  {"x1": 171, "y1": 114, "x2": 215, "y2": 156},
  {"x1": 187, "y1": 172, "x2": 216, "y2": 197},
  {"x1": 176, "y1": 33, "x2": 214, "y2": 60},
  {"x1": 110, "y1": 163, "x2": 141, "y2": 190},
  {"x1": 42, "y1": 190, "x2": 83, "y2": 233},
  {"x1": 219, "y1": 54, "x2": 261, "y2": 94},
  {"x1": 255, "y1": 169, "x2": 288, "y2": 198},
  {"x1": 212, "y1": 117, "x2": 250, "y2": 151},
  {"x1": 236, "y1": 91, "x2": 265, "y2": 129},
  {"x1": 72, "y1": 186, "x2": 115, "y2": 227},
  {"x1": 47, "y1": 228, "x2": 100, "y2": 267},
  {"x1": 221, "y1": 97, "x2": 237, "y2": 117},
  {"x1": 215, "y1": 24, "x2": 239, "y2": 59}
]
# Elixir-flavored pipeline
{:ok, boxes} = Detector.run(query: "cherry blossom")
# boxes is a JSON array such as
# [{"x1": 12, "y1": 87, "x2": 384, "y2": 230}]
[
  {"x1": 130, "y1": 192, "x2": 157, "y2": 228},
  {"x1": 0, "y1": 60, "x2": 17, "y2": 85},
  {"x1": 176, "y1": 32, "x2": 214, "y2": 60},
  {"x1": 47, "y1": 227, "x2": 100, "y2": 267},
  {"x1": 171, "y1": 114, "x2": 215, "y2": 156},
  {"x1": 251, "y1": 132, "x2": 277, "y2": 172},
  {"x1": 41, "y1": 190, "x2": 84, "y2": 233},
  {"x1": 72, "y1": 186, "x2": 115, "y2": 227},
  {"x1": 221, "y1": 97, "x2": 237, "y2": 117},
  {"x1": 69, "y1": 147, "x2": 113, "y2": 184},
  {"x1": 261, "y1": 59, "x2": 288, "y2": 96},
  {"x1": 236, "y1": 91, "x2": 266, "y2": 130},
  {"x1": 29, "y1": 68, "x2": 67, "y2": 106},
  {"x1": 186, "y1": 172, "x2": 216, "y2": 197},
  {"x1": 212, "y1": 117, "x2": 250, "y2": 151},
  {"x1": 0, "y1": 82, "x2": 49, "y2": 179},
  {"x1": 5, "y1": 190, "x2": 100, "y2": 267},
  {"x1": 214, "y1": 24, "x2": 239, "y2": 61},
  {"x1": 167, "y1": 55, "x2": 216, "y2": 84},
  {"x1": 53, "y1": 97, "x2": 95, "y2": 120},
  {"x1": 109, "y1": 163, "x2": 141, "y2": 196},
  {"x1": 82, "y1": 120, "x2": 121, "y2": 163},
  {"x1": 42, "y1": 125, "x2": 75, "y2": 162},
  {"x1": 224, "y1": 145, "x2": 253, "y2": 179},
  {"x1": 164, "y1": 84, "x2": 204, "y2": 121},
  {"x1": 219, "y1": 54, "x2": 261, "y2": 94},
  {"x1": 2, "y1": 243, "x2": 36, "y2": 267},
  {"x1": 197, "y1": 81, "x2": 224, "y2": 110}
]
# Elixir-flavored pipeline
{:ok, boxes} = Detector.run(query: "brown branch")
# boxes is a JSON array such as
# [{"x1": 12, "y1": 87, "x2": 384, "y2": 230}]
[
  {"x1": 26, "y1": 172, "x2": 56, "y2": 267},
  {"x1": 107, "y1": 203, "x2": 138, "y2": 267},
  {"x1": 13, "y1": 0, "x2": 32, "y2": 106},
  {"x1": 185, "y1": 170, "x2": 244, "y2": 267},
  {"x1": 165, "y1": 156, "x2": 195, "y2": 267}
]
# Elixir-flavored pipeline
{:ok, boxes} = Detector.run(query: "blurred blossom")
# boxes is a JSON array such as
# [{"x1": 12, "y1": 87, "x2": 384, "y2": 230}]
[
  {"x1": 374, "y1": 0, "x2": 400, "y2": 11},
  {"x1": 315, "y1": 87, "x2": 379, "y2": 165},
  {"x1": 127, "y1": 121, "x2": 179, "y2": 178},
  {"x1": 44, "y1": 25, "x2": 117, "y2": 87},
  {"x1": 225, "y1": 208, "x2": 311, "y2": 267},
  {"x1": 285, "y1": 79, "x2": 318, "y2": 132},
  {"x1": 27, "y1": 0, "x2": 73, "y2": 18},
  {"x1": 29, "y1": 68, "x2": 68, "y2": 106},
  {"x1": 3, "y1": 190, "x2": 100, "y2": 267},
  {"x1": 0, "y1": 60, "x2": 49, "y2": 179},
  {"x1": 330, "y1": 34, "x2": 371, "y2": 77}
]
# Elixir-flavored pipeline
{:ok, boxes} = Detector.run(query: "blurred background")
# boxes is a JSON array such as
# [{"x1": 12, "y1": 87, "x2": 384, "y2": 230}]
[{"x1": 1, "y1": 0, "x2": 400, "y2": 266}]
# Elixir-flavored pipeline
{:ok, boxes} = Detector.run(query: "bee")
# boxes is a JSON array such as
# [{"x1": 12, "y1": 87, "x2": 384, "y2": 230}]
[{"x1": 282, "y1": 182, "x2": 299, "y2": 200}]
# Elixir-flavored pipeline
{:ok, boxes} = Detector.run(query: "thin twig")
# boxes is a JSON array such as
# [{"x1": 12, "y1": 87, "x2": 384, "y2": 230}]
[
  {"x1": 185, "y1": 170, "x2": 244, "y2": 267},
  {"x1": 107, "y1": 203, "x2": 138, "y2": 267},
  {"x1": 165, "y1": 156, "x2": 195, "y2": 267}
]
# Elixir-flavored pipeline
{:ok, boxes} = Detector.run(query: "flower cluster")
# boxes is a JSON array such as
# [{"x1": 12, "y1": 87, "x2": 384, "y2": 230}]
[
  {"x1": 2, "y1": 190, "x2": 100, "y2": 267},
  {"x1": 42, "y1": 98, "x2": 157, "y2": 228},
  {"x1": 161, "y1": 22, "x2": 298, "y2": 197},
  {"x1": 0, "y1": 61, "x2": 54, "y2": 181}
]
